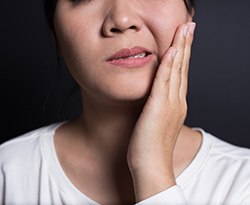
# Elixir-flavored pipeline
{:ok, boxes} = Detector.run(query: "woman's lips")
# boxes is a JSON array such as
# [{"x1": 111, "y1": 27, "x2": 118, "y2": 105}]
[{"x1": 106, "y1": 46, "x2": 153, "y2": 68}]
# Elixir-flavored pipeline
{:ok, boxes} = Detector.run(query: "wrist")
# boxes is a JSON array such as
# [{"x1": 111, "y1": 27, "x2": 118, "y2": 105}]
[
  {"x1": 127, "y1": 146, "x2": 174, "y2": 173},
  {"x1": 130, "y1": 168, "x2": 176, "y2": 202}
]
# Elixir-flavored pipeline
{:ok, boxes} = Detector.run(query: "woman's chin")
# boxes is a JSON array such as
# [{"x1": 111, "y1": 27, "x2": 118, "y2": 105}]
[
  {"x1": 81, "y1": 80, "x2": 153, "y2": 106},
  {"x1": 104, "y1": 86, "x2": 151, "y2": 104}
]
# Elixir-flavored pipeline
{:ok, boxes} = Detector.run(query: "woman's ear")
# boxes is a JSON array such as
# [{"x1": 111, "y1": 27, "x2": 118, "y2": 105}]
[
  {"x1": 191, "y1": 8, "x2": 195, "y2": 17},
  {"x1": 187, "y1": 8, "x2": 195, "y2": 22},
  {"x1": 190, "y1": 8, "x2": 195, "y2": 18}
]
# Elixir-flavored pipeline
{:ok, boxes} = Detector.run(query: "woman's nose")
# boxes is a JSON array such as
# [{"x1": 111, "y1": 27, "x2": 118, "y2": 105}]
[{"x1": 102, "y1": 1, "x2": 142, "y2": 37}]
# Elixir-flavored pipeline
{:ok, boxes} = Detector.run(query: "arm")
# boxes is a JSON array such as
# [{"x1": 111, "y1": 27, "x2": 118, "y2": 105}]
[{"x1": 127, "y1": 22, "x2": 196, "y2": 203}]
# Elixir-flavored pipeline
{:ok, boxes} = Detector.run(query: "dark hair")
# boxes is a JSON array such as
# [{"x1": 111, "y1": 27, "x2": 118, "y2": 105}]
[
  {"x1": 44, "y1": 0, "x2": 57, "y2": 30},
  {"x1": 44, "y1": 0, "x2": 195, "y2": 30},
  {"x1": 184, "y1": 0, "x2": 194, "y2": 14}
]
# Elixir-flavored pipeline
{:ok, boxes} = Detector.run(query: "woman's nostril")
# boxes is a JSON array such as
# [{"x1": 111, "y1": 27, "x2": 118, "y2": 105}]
[
  {"x1": 129, "y1": 25, "x2": 137, "y2": 30},
  {"x1": 110, "y1": 28, "x2": 121, "y2": 33},
  {"x1": 110, "y1": 25, "x2": 137, "y2": 34}
]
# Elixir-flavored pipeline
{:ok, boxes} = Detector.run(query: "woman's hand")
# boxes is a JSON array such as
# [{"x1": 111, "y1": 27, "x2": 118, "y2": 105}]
[{"x1": 127, "y1": 22, "x2": 196, "y2": 202}]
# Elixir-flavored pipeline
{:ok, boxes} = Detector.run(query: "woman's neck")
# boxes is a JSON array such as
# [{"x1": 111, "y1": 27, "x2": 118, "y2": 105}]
[
  {"x1": 56, "y1": 93, "x2": 202, "y2": 176},
  {"x1": 78, "y1": 94, "x2": 147, "y2": 164}
]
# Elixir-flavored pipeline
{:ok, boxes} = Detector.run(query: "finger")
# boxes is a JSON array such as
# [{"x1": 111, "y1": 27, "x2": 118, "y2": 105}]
[
  {"x1": 179, "y1": 22, "x2": 196, "y2": 99},
  {"x1": 168, "y1": 24, "x2": 188, "y2": 100},
  {"x1": 150, "y1": 47, "x2": 178, "y2": 100}
]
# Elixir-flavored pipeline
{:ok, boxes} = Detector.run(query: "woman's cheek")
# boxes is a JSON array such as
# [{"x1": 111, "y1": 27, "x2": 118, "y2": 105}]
[
  {"x1": 146, "y1": 19, "x2": 177, "y2": 59},
  {"x1": 141, "y1": 3, "x2": 188, "y2": 57}
]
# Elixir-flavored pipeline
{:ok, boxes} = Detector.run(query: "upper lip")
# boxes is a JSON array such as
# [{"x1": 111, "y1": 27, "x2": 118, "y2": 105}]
[{"x1": 106, "y1": 46, "x2": 152, "y2": 61}]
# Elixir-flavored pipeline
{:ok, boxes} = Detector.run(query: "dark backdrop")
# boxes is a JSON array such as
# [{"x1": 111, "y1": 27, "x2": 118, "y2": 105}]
[{"x1": 1, "y1": 0, "x2": 250, "y2": 148}]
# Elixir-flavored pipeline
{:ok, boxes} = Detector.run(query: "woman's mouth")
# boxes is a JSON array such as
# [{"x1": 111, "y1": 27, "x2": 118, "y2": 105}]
[{"x1": 106, "y1": 46, "x2": 153, "y2": 68}]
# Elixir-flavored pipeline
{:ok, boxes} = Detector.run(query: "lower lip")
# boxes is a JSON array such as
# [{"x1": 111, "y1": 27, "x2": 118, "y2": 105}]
[{"x1": 106, "y1": 54, "x2": 153, "y2": 68}]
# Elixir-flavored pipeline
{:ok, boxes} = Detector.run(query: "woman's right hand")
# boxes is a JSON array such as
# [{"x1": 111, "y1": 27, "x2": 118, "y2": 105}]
[{"x1": 127, "y1": 22, "x2": 196, "y2": 202}]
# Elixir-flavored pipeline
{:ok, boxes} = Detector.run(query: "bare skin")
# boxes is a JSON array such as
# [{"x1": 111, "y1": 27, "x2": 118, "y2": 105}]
[
  {"x1": 53, "y1": 0, "x2": 200, "y2": 204},
  {"x1": 55, "y1": 122, "x2": 201, "y2": 205}
]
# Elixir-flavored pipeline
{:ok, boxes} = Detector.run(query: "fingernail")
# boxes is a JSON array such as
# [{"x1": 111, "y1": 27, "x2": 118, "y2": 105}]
[
  {"x1": 182, "y1": 26, "x2": 189, "y2": 37},
  {"x1": 171, "y1": 48, "x2": 178, "y2": 60},
  {"x1": 188, "y1": 22, "x2": 196, "y2": 35}
]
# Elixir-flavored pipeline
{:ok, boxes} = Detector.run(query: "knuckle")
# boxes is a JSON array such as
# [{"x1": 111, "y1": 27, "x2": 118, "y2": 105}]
[
  {"x1": 183, "y1": 62, "x2": 189, "y2": 70},
  {"x1": 155, "y1": 74, "x2": 170, "y2": 84},
  {"x1": 175, "y1": 62, "x2": 182, "y2": 73}
]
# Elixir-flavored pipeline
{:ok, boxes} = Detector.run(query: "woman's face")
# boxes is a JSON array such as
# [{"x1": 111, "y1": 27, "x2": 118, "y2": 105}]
[{"x1": 53, "y1": 0, "x2": 192, "y2": 103}]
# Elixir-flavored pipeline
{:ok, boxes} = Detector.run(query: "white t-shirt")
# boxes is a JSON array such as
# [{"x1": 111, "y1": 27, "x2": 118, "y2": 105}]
[{"x1": 0, "y1": 122, "x2": 250, "y2": 205}]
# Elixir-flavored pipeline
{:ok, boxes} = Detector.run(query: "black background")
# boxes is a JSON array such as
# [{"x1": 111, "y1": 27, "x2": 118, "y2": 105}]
[{"x1": 1, "y1": 0, "x2": 250, "y2": 148}]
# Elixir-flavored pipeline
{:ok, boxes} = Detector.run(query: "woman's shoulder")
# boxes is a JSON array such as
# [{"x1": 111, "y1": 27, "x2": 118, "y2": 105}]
[
  {"x1": 179, "y1": 128, "x2": 250, "y2": 205},
  {"x1": 201, "y1": 129, "x2": 250, "y2": 160},
  {"x1": 197, "y1": 129, "x2": 250, "y2": 183},
  {"x1": 0, "y1": 122, "x2": 63, "y2": 166}
]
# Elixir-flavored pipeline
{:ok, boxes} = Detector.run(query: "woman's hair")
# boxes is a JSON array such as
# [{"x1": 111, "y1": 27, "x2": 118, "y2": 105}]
[
  {"x1": 184, "y1": 0, "x2": 194, "y2": 14},
  {"x1": 44, "y1": 0, "x2": 195, "y2": 30}
]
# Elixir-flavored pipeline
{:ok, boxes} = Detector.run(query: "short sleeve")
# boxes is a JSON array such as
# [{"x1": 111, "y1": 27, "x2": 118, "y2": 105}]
[{"x1": 135, "y1": 185, "x2": 187, "y2": 205}]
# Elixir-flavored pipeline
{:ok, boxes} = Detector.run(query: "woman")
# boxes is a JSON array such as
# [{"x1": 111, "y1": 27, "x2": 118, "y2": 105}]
[{"x1": 0, "y1": 0, "x2": 250, "y2": 204}]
